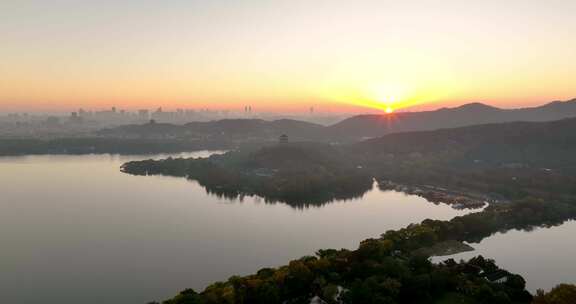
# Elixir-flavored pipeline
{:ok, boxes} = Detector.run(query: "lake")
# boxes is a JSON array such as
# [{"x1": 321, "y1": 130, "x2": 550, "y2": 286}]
[
  {"x1": 0, "y1": 152, "x2": 479, "y2": 303},
  {"x1": 433, "y1": 220, "x2": 576, "y2": 292}
]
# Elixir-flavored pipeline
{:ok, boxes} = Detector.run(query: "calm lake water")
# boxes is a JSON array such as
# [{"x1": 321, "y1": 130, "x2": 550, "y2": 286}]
[
  {"x1": 0, "y1": 152, "x2": 511, "y2": 303},
  {"x1": 433, "y1": 220, "x2": 576, "y2": 292}
]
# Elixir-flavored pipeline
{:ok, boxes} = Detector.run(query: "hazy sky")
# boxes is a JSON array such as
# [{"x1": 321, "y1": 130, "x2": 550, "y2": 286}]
[{"x1": 1, "y1": 0, "x2": 575, "y2": 112}]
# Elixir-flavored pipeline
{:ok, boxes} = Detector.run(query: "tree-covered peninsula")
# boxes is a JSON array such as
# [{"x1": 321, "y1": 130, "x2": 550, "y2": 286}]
[
  {"x1": 147, "y1": 194, "x2": 576, "y2": 303},
  {"x1": 122, "y1": 143, "x2": 373, "y2": 207}
]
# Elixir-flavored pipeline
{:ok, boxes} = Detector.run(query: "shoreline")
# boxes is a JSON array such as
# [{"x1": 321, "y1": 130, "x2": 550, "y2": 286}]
[{"x1": 378, "y1": 180, "x2": 500, "y2": 210}]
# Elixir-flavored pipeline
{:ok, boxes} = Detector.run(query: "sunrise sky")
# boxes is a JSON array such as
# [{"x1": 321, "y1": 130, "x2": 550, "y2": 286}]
[{"x1": 1, "y1": 0, "x2": 575, "y2": 113}]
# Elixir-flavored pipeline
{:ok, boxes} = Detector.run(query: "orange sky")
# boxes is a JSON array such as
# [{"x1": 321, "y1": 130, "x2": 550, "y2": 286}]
[{"x1": 1, "y1": 0, "x2": 575, "y2": 113}]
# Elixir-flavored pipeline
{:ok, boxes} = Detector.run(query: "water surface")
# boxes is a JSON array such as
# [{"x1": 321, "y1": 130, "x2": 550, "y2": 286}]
[
  {"x1": 433, "y1": 220, "x2": 576, "y2": 292},
  {"x1": 1, "y1": 152, "x2": 470, "y2": 304}
]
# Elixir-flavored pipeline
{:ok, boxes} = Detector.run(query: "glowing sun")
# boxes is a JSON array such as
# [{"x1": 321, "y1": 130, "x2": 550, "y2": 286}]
[{"x1": 385, "y1": 106, "x2": 394, "y2": 114}]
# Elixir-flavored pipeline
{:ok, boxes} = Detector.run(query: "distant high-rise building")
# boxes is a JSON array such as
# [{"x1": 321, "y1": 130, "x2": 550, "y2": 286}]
[
  {"x1": 69, "y1": 112, "x2": 82, "y2": 124},
  {"x1": 138, "y1": 109, "x2": 149, "y2": 120}
]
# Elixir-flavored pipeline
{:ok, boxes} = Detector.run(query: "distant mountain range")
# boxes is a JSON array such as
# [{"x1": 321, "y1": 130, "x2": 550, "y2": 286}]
[
  {"x1": 97, "y1": 118, "x2": 328, "y2": 142},
  {"x1": 329, "y1": 98, "x2": 576, "y2": 138},
  {"x1": 98, "y1": 98, "x2": 576, "y2": 142}
]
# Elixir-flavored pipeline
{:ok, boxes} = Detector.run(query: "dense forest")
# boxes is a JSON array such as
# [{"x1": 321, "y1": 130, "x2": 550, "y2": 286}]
[
  {"x1": 352, "y1": 117, "x2": 576, "y2": 172},
  {"x1": 351, "y1": 118, "x2": 576, "y2": 205},
  {"x1": 159, "y1": 256, "x2": 530, "y2": 304},
  {"x1": 122, "y1": 143, "x2": 373, "y2": 207}
]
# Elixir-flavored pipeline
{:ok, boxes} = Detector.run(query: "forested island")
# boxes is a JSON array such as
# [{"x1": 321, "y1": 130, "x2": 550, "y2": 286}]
[
  {"x1": 126, "y1": 117, "x2": 576, "y2": 303},
  {"x1": 122, "y1": 143, "x2": 372, "y2": 207}
]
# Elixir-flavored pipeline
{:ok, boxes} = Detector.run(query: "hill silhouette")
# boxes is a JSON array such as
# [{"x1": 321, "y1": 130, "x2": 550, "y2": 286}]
[
  {"x1": 330, "y1": 98, "x2": 576, "y2": 138},
  {"x1": 98, "y1": 118, "x2": 328, "y2": 141},
  {"x1": 352, "y1": 116, "x2": 576, "y2": 171},
  {"x1": 98, "y1": 98, "x2": 576, "y2": 144}
]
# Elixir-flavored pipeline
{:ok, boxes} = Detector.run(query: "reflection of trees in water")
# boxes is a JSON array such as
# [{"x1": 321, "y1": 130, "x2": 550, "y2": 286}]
[
  {"x1": 121, "y1": 153, "x2": 375, "y2": 209},
  {"x1": 122, "y1": 161, "x2": 373, "y2": 209},
  {"x1": 197, "y1": 177, "x2": 372, "y2": 209}
]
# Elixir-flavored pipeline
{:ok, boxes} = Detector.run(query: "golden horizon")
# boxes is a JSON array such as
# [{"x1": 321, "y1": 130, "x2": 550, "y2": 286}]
[{"x1": 1, "y1": 1, "x2": 575, "y2": 113}]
